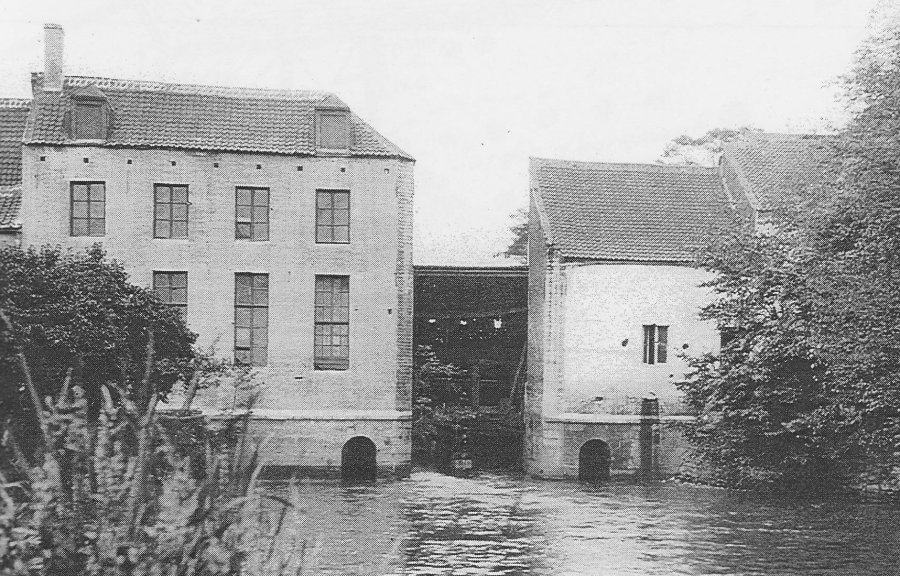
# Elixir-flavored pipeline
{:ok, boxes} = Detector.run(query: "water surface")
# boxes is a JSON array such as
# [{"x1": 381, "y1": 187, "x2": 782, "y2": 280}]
[{"x1": 268, "y1": 471, "x2": 900, "y2": 575}]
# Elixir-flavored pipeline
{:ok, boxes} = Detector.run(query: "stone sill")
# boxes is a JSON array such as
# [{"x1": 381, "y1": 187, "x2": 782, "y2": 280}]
[
  {"x1": 546, "y1": 413, "x2": 696, "y2": 424},
  {"x1": 159, "y1": 407, "x2": 411, "y2": 421}
]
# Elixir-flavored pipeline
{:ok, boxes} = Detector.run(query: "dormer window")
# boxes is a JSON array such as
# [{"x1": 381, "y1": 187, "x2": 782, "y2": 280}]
[
  {"x1": 316, "y1": 104, "x2": 351, "y2": 151},
  {"x1": 69, "y1": 85, "x2": 110, "y2": 141},
  {"x1": 73, "y1": 102, "x2": 103, "y2": 139}
]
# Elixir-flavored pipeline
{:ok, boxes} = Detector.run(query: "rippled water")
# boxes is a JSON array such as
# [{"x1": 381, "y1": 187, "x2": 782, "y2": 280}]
[{"x1": 266, "y1": 471, "x2": 900, "y2": 575}]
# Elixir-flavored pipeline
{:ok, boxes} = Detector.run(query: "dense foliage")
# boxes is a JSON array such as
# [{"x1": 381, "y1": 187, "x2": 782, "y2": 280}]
[
  {"x1": 498, "y1": 207, "x2": 528, "y2": 263},
  {"x1": 0, "y1": 245, "x2": 196, "y2": 463},
  {"x1": 681, "y1": 15, "x2": 900, "y2": 491}
]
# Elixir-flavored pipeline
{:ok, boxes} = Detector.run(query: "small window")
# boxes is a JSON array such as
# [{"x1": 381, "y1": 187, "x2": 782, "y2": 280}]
[
  {"x1": 235, "y1": 187, "x2": 269, "y2": 241},
  {"x1": 643, "y1": 325, "x2": 668, "y2": 364},
  {"x1": 314, "y1": 275, "x2": 349, "y2": 370},
  {"x1": 316, "y1": 190, "x2": 350, "y2": 243},
  {"x1": 154, "y1": 184, "x2": 189, "y2": 239},
  {"x1": 153, "y1": 272, "x2": 188, "y2": 320},
  {"x1": 73, "y1": 102, "x2": 103, "y2": 140},
  {"x1": 70, "y1": 182, "x2": 105, "y2": 237},
  {"x1": 317, "y1": 111, "x2": 350, "y2": 150},
  {"x1": 235, "y1": 273, "x2": 268, "y2": 366}
]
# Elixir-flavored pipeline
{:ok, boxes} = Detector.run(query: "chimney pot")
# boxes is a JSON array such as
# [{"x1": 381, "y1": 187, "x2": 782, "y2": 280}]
[{"x1": 44, "y1": 24, "x2": 64, "y2": 92}]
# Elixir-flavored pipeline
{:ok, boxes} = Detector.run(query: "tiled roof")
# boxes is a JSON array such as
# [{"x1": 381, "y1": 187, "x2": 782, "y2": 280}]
[
  {"x1": 0, "y1": 185, "x2": 22, "y2": 230},
  {"x1": 0, "y1": 99, "x2": 30, "y2": 186},
  {"x1": 530, "y1": 158, "x2": 734, "y2": 262},
  {"x1": 25, "y1": 75, "x2": 413, "y2": 160},
  {"x1": 722, "y1": 132, "x2": 834, "y2": 211}
]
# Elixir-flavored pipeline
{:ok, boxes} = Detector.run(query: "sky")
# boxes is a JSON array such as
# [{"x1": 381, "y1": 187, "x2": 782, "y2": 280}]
[{"x1": 0, "y1": 0, "x2": 881, "y2": 265}]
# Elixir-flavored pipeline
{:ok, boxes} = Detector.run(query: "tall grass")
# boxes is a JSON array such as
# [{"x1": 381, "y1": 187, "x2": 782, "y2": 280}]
[{"x1": 0, "y1": 321, "x2": 305, "y2": 575}]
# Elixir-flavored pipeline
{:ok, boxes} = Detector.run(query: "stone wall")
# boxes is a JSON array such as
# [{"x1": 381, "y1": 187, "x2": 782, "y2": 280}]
[{"x1": 21, "y1": 145, "x2": 414, "y2": 472}]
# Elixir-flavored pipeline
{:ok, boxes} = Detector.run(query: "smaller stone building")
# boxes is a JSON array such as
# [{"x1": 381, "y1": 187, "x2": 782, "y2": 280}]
[{"x1": 525, "y1": 157, "x2": 736, "y2": 480}]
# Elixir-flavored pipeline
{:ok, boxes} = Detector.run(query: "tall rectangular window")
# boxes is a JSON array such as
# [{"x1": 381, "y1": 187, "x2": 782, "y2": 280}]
[
  {"x1": 70, "y1": 182, "x2": 105, "y2": 236},
  {"x1": 317, "y1": 111, "x2": 350, "y2": 150},
  {"x1": 643, "y1": 325, "x2": 668, "y2": 364},
  {"x1": 153, "y1": 272, "x2": 187, "y2": 320},
  {"x1": 314, "y1": 275, "x2": 349, "y2": 370},
  {"x1": 316, "y1": 190, "x2": 350, "y2": 243},
  {"x1": 235, "y1": 273, "x2": 268, "y2": 366},
  {"x1": 235, "y1": 187, "x2": 269, "y2": 241},
  {"x1": 154, "y1": 184, "x2": 189, "y2": 239}
]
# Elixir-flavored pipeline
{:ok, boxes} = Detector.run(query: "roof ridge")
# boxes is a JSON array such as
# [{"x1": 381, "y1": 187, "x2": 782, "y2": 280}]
[
  {"x1": 0, "y1": 98, "x2": 31, "y2": 108},
  {"x1": 530, "y1": 156, "x2": 718, "y2": 173},
  {"x1": 33, "y1": 72, "x2": 336, "y2": 102}
]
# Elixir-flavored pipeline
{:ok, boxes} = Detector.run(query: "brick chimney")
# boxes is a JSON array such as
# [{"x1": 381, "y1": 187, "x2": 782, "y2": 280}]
[{"x1": 43, "y1": 23, "x2": 64, "y2": 92}]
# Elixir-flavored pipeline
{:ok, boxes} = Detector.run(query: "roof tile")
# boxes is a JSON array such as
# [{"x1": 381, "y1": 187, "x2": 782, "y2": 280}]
[
  {"x1": 0, "y1": 99, "x2": 30, "y2": 187},
  {"x1": 0, "y1": 185, "x2": 22, "y2": 229},
  {"x1": 26, "y1": 75, "x2": 412, "y2": 160},
  {"x1": 531, "y1": 158, "x2": 735, "y2": 262}
]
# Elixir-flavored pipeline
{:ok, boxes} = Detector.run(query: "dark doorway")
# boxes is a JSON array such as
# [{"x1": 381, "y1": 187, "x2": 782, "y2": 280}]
[
  {"x1": 341, "y1": 436, "x2": 377, "y2": 482},
  {"x1": 579, "y1": 439, "x2": 611, "y2": 482}
]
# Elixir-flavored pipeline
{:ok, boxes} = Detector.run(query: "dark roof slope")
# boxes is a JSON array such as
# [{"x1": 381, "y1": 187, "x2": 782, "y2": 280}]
[
  {"x1": 0, "y1": 99, "x2": 30, "y2": 186},
  {"x1": 25, "y1": 75, "x2": 412, "y2": 160},
  {"x1": 722, "y1": 132, "x2": 834, "y2": 210},
  {"x1": 530, "y1": 158, "x2": 734, "y2": 262},
  {"x1": 0, "y1": 185, "x2": 22, "y2": 230}
]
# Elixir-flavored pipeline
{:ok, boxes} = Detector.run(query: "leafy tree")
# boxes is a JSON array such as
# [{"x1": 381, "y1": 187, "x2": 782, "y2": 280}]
[
  {"x1": 0, "y1": 245, "x2": 196, "y2": 463},
  {"x1": 658, "y1": 127, "x2": 761, "y2": 166},
  {"x1": 681, "y1": 7, "x2": 900, "y2": 491},
  {"x1": 498, "y1": 207, "x2": 528, "y2": 263}
]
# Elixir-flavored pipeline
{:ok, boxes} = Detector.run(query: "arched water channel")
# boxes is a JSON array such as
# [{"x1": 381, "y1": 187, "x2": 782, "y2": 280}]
[{"x1": 264, "y1": 471, "x2": 900, "y2": 575}]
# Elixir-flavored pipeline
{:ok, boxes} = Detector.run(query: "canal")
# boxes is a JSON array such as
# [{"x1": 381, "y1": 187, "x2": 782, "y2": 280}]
[{"x1": 266, "y1": 471, "x2": 900, "y2": 575}]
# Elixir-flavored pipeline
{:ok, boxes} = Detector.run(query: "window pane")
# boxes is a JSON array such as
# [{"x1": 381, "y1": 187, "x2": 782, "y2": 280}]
[
  {"x1": 89, "y1": 184, "x2": 105, "y2": 201},
  {"x1": 172, "y1": 187, "x2": 188, "y2": 203},
  {"x1": 153, "y1": 273, "x2": 170, "y2": 289},
  {"x1": 236, "y1": 205, "x2": 252, "y2": 222},
  {"x1": 333, "y1": 193, "x2": 349, "y2": 209},
  {"x1": 252, "y1": 207, "x2": 268, "y2": 224},
  {"x1": 172, "y1": 204, "x2": 188, "y2": 220},
  {"x1": 72, "y1": 184, "x2": 89, "y2": 201},
  {"x1": 156, "y1": 221, "x2": 171, "y2": 238},
  {"x1": 89, "y1": 202, "x2": 104, "y2": 219},
  {"x1": 252, "y1": 288, "x2": 268, "y2": 307},
  {"x1": 172, "y1": 221, "x2": 188, "y2": 239},
  {"x1": 333, "y1": 210, "x2": 348, "y2": 225},
  {"x1": 89, "y1": 219, "x2": 105, "y2": 236},
  {"x1": 236, "y1": 223, "x2": 251, "y2": 239},
  {"x1": 155, "y1": 187, "x2": 171, "y2": 203},
  {"x1": 333, "y1": 228, "x2": 349, "y2": 243},
  {"x1": 72, "y1": 201, "x2": 88, "y2": 218},
  {"x1": 317, "y1": 209, "x2": 332, "y2": 225},
  {"x1": 253, "y1": 274, "x2": 268, "y2": 289},
  {"x1": 72, "y1": 219, "x2": 88, "y2": 236},
  {"x1": 235, "y1": 327, "x2": 251, "y2": 348},
  {"x1": 251, "y1": 346, "x2": 267, "y2": 366},
  {"x1": 171, "y1": 287, "x2": 187, "y2": 304},
  {"x1": 236, "y1": 188, "x2": 252, "y2": 205},
  {"x1": 155, "y1": 204, "x2": 171, "y2": 220},
  {"x1": 320, "y1": 113, "x2": 348, "y2": 149},
  {"x1": 252, "y1": 326, "x2": 268, "y2": 346},
  {"x1": 74, "y1": 104, "x2": 102, "y2": 139},
  {"x1": 254, "y1": 224, "x2": 269, "y2": 241},
  {"x1": 316, "y1": 227, "x2": 331, "y2": 243},
  {"x1": 171, "y1": 272, "x2": 187, "y2": 287},
  {"x1": 235, "y1": 308, "x2": 252, "y2": 327},
  {"x1": 253, "y1": 189, "x2": 269, "y2": 206},
  {"x1": 235, "y1": 349, "x2": 251, "y2": 364},
  {"x1": 317, "y1": 192, "x2": 332, "y2": 209}
]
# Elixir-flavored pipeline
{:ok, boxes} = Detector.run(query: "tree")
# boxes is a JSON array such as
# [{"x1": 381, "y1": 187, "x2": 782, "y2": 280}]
[
  {"x1": 658, "y1": 127, "x2": 761, "y2": 166},
  {"x1": 680, "y1": 6, "x2": 900, "y2": 491},
  {"x1": 499, "y1": 207, "x2": 528, "y2": 263},
  {"x1": 0, "y1": 245, "x2": 196, "y2": 462}
]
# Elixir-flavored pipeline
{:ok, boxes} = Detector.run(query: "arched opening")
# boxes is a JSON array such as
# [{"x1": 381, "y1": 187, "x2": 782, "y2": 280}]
[
  {"x1": 341, "y1": 436, "x2": 377, "y2": 482},
  {"x1": 579, "y1": 439, "x2": 611, "y2": 482}
]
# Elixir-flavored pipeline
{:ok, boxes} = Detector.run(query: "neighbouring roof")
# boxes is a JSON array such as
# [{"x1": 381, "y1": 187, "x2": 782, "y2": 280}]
[
  {"x1": 25, "y1": 74, "x2": 413, "y2": 160},
  {"x1": 0, "y1": 185, "x2": 22, "y2": 230},
  {"x1": 530, "y1": 157, "x2": 734, "y2": 262},
  {"x1": 722, "y1": 132, "x2": 835, "y2": 211},
  {"x1": 0, "y1": 99, "x2": 31, "y2": 187}
]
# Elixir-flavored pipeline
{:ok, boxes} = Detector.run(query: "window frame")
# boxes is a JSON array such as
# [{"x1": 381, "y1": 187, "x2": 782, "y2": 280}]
[
  {"x1": 235, "y1": 187, "x2": 270, "y2": 241},
  {"x1": 314, "y1": 275, "x2": 350, "y2": 371},
  {"x1": 70, "y1": 181, "x2": 106, "y2": 237},
  {"x1": 153, "y1": 183, "x2": 190, "y2": 239},
  {"x1": 315, "y1": 189, "x2": 350, "y2": 244},
  {"x1": 153, "y1": 271, "x2": 188, "y2": 321},
  {"x1": 642, "y1": 324, "x2": 669, "y2": 365},
  {"x1": 234, "y1": 273, "x2": 269, "y2": 366}
]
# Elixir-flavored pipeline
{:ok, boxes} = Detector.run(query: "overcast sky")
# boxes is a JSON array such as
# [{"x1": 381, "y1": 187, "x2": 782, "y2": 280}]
[{"x1": 0, "y1": 0, "x2": 880, "y2": 264}]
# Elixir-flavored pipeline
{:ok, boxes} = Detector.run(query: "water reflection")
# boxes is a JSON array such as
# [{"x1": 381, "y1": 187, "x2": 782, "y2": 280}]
[{"x1": 264, "y1": 471, "x2": 900, "y2": 575}]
